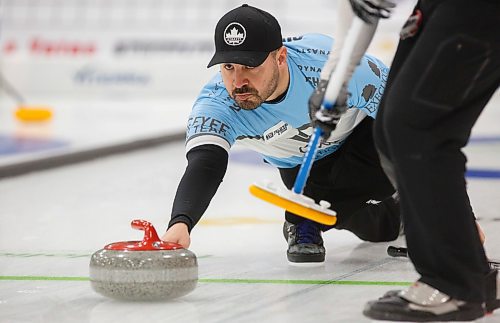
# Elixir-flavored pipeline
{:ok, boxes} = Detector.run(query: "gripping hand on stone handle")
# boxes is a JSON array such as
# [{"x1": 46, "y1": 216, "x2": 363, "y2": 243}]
[
  {"x1": 308, "y1": 79, "x2": 349, "y2": 140},
  {"x1": 161, "y1": 222, "x2": 191, "y2": 248},
  {"x1": 348, "y1": 0, "x2": 396, "y2": 24}
]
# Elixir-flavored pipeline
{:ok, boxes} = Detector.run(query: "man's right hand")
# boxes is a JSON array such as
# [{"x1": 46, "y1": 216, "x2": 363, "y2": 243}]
[
  {"x1": 308, "y1": 79, "x2": 348, "y2": 140},
  {"x1": 161, "y1": 222, "x2": 191, "y2": 248},
  {"x1": 348, "y1": 0, "x2": 396, "y2": 24}
]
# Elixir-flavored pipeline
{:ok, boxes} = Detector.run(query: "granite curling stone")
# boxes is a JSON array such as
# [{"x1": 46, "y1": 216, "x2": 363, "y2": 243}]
[{"x1": 89, "y1": 219, "x2": 197, "y2": 301}]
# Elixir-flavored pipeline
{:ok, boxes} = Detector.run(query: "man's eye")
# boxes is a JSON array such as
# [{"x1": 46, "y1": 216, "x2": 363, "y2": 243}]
[
  {"x1": 224, "y1": 64, "x2": 234, "y2": 70},
  {"x1": 245, "y1": 66, "x2": 255, "y2": 70}
]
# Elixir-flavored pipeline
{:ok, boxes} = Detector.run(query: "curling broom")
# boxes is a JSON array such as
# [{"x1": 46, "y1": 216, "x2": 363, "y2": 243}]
[
  {"x1": 0, "y1": 72, "x2": 53, "y2": 122},
  {"x1": 249, "y1": 17, "x2": 367, "y2": 226}
]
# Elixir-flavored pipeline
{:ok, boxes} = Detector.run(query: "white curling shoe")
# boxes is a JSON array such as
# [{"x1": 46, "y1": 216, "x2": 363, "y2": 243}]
[{"x1": 363, "y1": 281, "x2": 485, "y2": 322}]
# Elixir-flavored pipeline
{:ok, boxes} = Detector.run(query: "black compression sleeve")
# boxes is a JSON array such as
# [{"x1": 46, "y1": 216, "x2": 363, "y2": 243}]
[{"x1": 168, "y1": 144, "x2": 228, "y2": 232}]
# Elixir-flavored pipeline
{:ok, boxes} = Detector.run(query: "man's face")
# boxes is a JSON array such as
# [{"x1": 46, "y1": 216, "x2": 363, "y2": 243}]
[{"x1": 220, "y1": 50, "x2": 281, "y2": 110}]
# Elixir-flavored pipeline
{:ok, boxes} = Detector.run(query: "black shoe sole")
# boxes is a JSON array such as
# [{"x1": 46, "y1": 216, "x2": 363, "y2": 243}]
[
  {"x1": 287, "y1": 252, "x2": 325, "y2": 263},
  {"x1": 363, "y1": 308, "x2": 485, "y2": 322}
]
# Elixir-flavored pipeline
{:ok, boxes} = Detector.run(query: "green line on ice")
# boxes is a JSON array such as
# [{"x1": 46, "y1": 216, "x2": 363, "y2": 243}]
[{"x1": 0, "y1": 276, "x2": 411, "y2": 286}]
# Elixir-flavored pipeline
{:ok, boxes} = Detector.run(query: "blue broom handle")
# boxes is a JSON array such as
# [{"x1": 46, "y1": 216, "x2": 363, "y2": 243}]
[
  {"x1": 292, "y1": 127, "x2": 322, "y2": 194},
  {"x1": 292, "y1": 18, "x2": 366, "y2": 195}
]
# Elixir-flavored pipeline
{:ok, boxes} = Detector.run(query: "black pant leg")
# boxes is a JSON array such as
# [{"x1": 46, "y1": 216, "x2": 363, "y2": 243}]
[
  {"x1": 380, "y1": 0, "x2": 500, "y2": 302},
  {"x1": 279, "y1": 118, "x2": 399, "y2": 242},
  {"x1": 373, "y1": 2, "x2": 423, "y2": 186}
]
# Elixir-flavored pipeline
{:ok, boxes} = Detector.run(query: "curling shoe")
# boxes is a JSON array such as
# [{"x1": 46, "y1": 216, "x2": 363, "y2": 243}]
[
  {"x1": 363, "y1": 281, "x2": 485, "y2": 322},
  {"x1": 378, "y1": 268, "x2": 499, "y2": 314},
  {"x1": 283, "y1": 220, "x2": 325, "y2": 264}
]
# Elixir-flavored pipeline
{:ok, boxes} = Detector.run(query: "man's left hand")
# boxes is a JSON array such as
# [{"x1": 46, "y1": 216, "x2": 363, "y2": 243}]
[{"x1": 348, "y1": 0, "x2": 396, "y2": 24}]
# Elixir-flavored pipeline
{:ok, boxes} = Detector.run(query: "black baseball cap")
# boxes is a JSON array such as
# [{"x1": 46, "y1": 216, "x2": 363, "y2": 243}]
[{"x1": 207, "y1": 4, "x2": 283, "y2": 68}]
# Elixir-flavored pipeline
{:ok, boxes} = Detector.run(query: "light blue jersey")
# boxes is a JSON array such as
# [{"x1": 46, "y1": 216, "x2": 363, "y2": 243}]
[{"x1": 186, "y1": 33, "x2": 389, "y2": 168}]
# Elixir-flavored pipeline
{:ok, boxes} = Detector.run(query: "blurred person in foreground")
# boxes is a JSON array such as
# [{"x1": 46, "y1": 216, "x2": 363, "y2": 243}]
[{"x1": 311, "y1": 0, "x2": 500, "y2": 321}]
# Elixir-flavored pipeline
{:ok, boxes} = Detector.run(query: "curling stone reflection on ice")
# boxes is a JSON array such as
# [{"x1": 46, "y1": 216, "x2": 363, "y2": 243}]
[{"x1": 89, "y1": 219, "x2": 197, "y2": 301}]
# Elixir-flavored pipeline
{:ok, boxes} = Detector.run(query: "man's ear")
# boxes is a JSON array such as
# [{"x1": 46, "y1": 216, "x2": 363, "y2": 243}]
[{"x1": 277, "y1": 46, "x2": 287, "y2": 65}]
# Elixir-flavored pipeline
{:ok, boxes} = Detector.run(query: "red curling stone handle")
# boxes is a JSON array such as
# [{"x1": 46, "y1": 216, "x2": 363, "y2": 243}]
[
  {"x1": 131, "y1": 219, "x2": 161, "y2": 245},
  {"x1": 104, "y1": 219, "x2": 184, "y2": 251}
]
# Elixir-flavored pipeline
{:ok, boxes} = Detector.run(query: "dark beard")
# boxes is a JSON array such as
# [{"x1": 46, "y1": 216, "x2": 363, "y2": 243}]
[{"x1": 232, "y1": 85, "x2": 263, "y2": 110}]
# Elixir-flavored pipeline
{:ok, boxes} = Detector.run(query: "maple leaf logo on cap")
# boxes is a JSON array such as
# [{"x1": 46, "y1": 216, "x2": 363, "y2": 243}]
[{"x1": 224, "y1": 23, "x2": 246, "y2": 46}]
